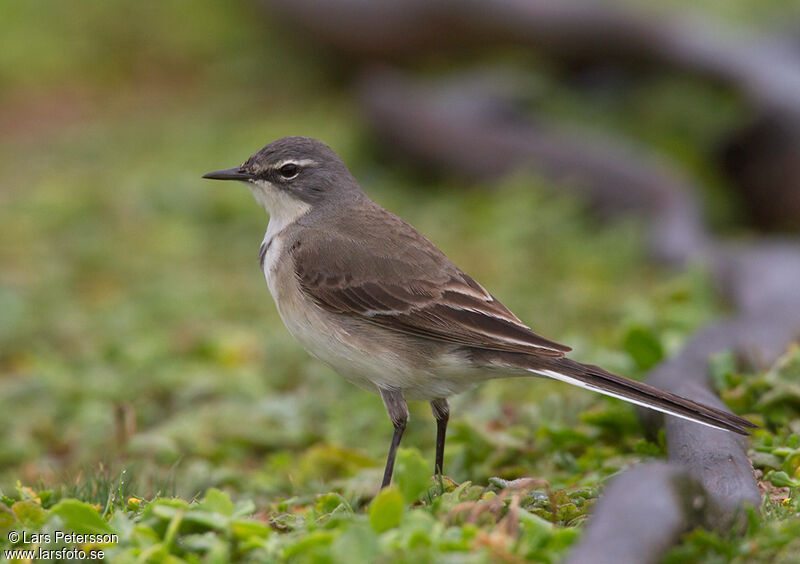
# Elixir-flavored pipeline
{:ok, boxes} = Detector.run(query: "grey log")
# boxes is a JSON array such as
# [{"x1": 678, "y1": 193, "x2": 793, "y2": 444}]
[{"x1": 564, "y1": 463, "x2": 705, "y2": 564}]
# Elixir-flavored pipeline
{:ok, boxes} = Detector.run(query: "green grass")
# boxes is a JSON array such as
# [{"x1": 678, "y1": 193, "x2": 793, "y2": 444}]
[{"x1": 1, "y1": 1, "x2": 798, "y2": 562}]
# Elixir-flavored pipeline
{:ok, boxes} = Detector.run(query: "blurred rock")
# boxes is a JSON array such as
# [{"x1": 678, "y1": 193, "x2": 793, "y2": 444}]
[
  {"x1": 263, "y1": 0, "x2": 800, "y2": 233},
  {"x1": 564, "y1": 462, "x2": 705, "y2": 564},
  {"x1": 358, "y1": 68, "x2": 710, "y2": 264},
  {"x1": 261, "y1": 0, "x2": 800, "y2": 117},
  {"x1": 643, "y1": 341, "x2": 761, "y2": 531},
  {"x1": 722, "y1": 113, "x2": 800, "y2": 232},
  {"x1": 639, "y1": 249, "x2": 800, "y2": 529},
  {"x1": 711, "y1": 240, "x2": 800, "y2": 318}
]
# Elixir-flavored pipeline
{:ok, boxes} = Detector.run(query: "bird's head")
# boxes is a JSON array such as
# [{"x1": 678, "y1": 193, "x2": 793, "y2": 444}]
[{"x1": 203, "y1": 136, "x2": 363, "y2": 218}]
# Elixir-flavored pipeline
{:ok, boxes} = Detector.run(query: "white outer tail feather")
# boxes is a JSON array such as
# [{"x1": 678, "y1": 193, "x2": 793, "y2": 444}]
[{"x1": 534, "y1": 369, "x2": 733, "y2": 433}]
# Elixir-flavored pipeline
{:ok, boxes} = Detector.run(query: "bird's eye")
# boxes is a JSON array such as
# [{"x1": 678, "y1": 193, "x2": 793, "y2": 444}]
[{"x1": 279, "y1": 163, "x2": 299, "y2": 179}]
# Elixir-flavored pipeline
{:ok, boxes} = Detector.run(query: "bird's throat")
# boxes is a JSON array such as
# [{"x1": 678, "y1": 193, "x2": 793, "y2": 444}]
[{"x1": 248, "y1": 180, "x2": 311, "y2": 234}]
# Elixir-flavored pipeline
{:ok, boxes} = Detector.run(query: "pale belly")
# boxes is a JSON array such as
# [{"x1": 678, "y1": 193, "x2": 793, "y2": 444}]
[{"x1": 260, "y1": 236, "x2": 482, "y2": 400}]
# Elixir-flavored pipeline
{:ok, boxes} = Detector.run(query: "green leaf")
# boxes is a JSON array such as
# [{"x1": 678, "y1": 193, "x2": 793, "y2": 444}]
[
  {"x1": 313, "y1": 492, "x2": 352, "y2": 522},
  {"x1": 369, "y1": 486, "x2": 404, "y2": 532},
  {"x1": 12, "y1": 500, "x2": 48, "y2": 528},
  {"x1": 232, "y1": 499, "x2": 256, "y2": 518},
  {"x1": 0, "y1": 511, "x2": 16, "y2": 531},
  {"x1": 331, "y1": 523, "x2": 379, "y2": 563},
  {"x1": 183, "y1": 510, "x2": 228, "y2": 530},
  {"x1": 199, "y1": 488, "x2": 234, "y2": 516},
  {"x1": 282, "y1": 530, "x2": 335, "y2": 560},
  {"x1": 766, "y1": 470, "x2": 800, "y2": 488},
  {"x1": 147, "y1": 499, "x2": 190, "y2": 522},
  {"x1": 231, "y1": 519, "x2": 271, "y2": 541},
  {"x1": 50, "y1": 499, "x2": 116, "y2": 535},
  {"x1": 623, "y1": 326, "x2": 664, "y2": 370},
  {"x1": 394, "y1": 448, "x2": 430, "y2": 504},
  {"x1": 708, "y1": 351, "x2": 738, "y2": 392}
]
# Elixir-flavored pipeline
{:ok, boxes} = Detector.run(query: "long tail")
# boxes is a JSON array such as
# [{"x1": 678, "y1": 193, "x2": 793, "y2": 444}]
[{"x1": 488, "y1": 353, "x2": 756, "y2": 435}]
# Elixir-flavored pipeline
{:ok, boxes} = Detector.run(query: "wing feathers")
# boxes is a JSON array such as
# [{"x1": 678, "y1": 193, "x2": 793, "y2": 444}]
[
  {"x1": 295, "y1": 253, "x2": 570, "y2": 355},
  {"x1": 289, "y1": 206, "x2": 571, "y2": 357}
]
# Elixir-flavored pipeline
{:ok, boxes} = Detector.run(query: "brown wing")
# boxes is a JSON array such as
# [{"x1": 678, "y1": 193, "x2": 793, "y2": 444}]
[{"x1": 289, "y1": 205, "x2": 570, "y2": 357}]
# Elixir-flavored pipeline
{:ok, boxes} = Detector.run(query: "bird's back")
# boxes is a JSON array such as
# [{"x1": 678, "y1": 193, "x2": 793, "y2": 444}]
[{"x1": 289, "y1": 199, "x2": 572, "y2": 357}]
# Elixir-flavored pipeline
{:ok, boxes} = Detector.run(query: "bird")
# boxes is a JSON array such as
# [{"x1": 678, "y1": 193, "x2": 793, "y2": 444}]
[{"x1": 203, "y1": 136, "x2": 755, "y2": 489}]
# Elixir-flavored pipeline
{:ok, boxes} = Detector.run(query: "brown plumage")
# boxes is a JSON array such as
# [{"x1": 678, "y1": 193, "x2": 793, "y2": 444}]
[
  {"x1": 289, "y1": 201, "x2": 753, "y2": 436},
  {"x1": 203, "y1": 136, "x2": 755, "y2": 489},
  {"x1": 291, "y1": 201, "x2": 570, "y2": 357}
]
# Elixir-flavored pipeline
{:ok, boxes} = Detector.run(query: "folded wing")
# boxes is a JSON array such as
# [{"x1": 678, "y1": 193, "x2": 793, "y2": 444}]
[{"x1": 290, "y1": 219, "x2": 571, "y2": 357}]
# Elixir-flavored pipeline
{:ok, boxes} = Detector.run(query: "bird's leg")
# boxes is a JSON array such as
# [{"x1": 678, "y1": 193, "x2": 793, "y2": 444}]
[
  {"x1": 380, "y1": 388, "x2": 408, "y2": 489},
  {"x1": 430, "y1": 398, "x2": 450, "y2": 477}
]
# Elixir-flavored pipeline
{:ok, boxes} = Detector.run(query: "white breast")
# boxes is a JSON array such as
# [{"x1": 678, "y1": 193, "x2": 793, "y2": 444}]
[
  {"x1": 249, "y1": 178, "x2": 311, "y2": 298},
  {"x1": 259, "y1": 229, "x2": 286, "y2": 297}
]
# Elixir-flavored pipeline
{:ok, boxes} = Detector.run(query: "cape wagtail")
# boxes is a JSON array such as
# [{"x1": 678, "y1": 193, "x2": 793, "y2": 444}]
[{"x1": 203, "y1": 136, "x2": 755, "y2": 488}]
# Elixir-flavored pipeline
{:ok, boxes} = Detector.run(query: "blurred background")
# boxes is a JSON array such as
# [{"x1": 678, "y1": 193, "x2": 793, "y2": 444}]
[{"x1": 1, "y1": 0, "x2": 799, "y2": 530}]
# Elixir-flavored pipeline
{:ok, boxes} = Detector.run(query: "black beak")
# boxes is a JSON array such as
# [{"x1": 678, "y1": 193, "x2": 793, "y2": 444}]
[{"x1": 202, "y1": 167, "x2": 255, "y2": 181}]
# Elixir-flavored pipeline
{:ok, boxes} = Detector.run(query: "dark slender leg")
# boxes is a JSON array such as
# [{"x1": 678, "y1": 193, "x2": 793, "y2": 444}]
[
  {"x1": 430, "y1": 398, "x2": 450, "y2": 476},
  {"x1": 381, "y1": 422, "x2": 406, "y2": 489},
  {"x1": 379, "y1": 388, "x2": 408, "y2": 489}
]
